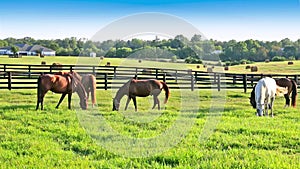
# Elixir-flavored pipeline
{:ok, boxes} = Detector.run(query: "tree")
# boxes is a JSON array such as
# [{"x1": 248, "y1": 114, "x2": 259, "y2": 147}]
[{"x1": 10, "y1": 45, "x2": 19, "y2": 57}]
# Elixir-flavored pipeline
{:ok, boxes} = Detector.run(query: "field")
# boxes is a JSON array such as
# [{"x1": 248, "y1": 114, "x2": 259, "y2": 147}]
[
  {"x1": 0, "y1": 55, "x2": 300, "y2": 168},
  {"x1": 0, "y1": 88, "x2": 299, "y2": 168},
  {"x1": 1, "y1": 55, "x2": 300, "y2": 74}
]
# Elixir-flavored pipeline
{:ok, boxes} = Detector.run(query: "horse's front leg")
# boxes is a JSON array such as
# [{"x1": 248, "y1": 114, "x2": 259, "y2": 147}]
[
  {"x1": 56, "y1": 93, "x2": 67, "y2": 109},
  {"x1": 132, "y1": 96, "x2": 137, "y2": 111},
  {"x1": 284, "y1": 94, "x2": 290, "y2": 108},
  {"x1": 125, "y1": 96, "x2": 131, "y2": 111},
  {"x1": 152, "y1": 96, "x2": 157, "y2": 109},
  {"x1": 68, "y1": 93, "x2": 72, "y2": 109},
  {"x1": 264, "y1": 98, "x2": 269, "y2": 116}
]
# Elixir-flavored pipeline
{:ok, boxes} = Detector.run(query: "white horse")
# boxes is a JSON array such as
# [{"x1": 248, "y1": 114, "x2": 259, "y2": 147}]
[{"x1": 250, "y1": 77, "x2": 277, "y2": 117}]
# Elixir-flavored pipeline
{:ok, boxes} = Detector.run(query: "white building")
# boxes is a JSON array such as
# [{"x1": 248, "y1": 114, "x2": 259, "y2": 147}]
[{"x1": 0, "y1": 44, "x2": 56, "y2": 56}]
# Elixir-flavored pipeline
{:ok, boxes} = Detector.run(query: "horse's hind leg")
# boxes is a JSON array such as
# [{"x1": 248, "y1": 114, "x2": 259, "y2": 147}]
[
  {"x1": 36, "y1": 92, "x2": 46, "y2": 110},
  {"x1": 56, "y1": 93, "x2": 67, "y2": 109},
  {"x1": 284, "y1": 94, "x2": 290, "y2": 108},
  {"x1": 270, "y1": 97, "x2": 275, "y2": 117}
]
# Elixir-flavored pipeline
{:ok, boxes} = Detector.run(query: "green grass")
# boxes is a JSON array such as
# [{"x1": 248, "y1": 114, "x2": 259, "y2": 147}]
[
  {"x1": 2, "y1": 55, "x2": 300, "y2": 74},
  {"x1": 0, "y1": 89, "x2": 299, "y2": 168},
  {"x1": 224, "y1": 61, "x2": 300, "y2": 74}
]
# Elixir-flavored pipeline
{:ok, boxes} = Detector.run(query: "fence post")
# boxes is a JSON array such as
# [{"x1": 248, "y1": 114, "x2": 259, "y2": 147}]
[
  {"x1": 175, "y1": 70, "x2": 178, "y2": 83},
  {"x1": 243, "y1": 74, "x2": 247, "y2": 93},
  {"x1": 92, "y1": 66, "x2": 95, "y2": 75},
  {"x1": 156, "y1": 69, "x2": 158, "y2": 79},
  {"x1": 104, "y1": 73, "x2": 108, "y2": 90},
  {"x1": 113, "y1": 66, "x2": 117, "y2": 78},
  {"x1": 3, "y1": 64, "x2": 6, "y2": 78},
  {"x1": 217, "y1": 74, "x2": 221, "y2": 91},
  {"x1": 8, "y1": 72, "x2": 12, "y2": 90},
  {"x1": 70, "y1": 66, "x2": 73, "y2": 72},
  {"x1": 233, "y1": 75, "x2": 236, "y2": 85},
  {"x1": 213, "y1": 73, "x2": 217, "y2": 83},
  {"x1": 163, "y1": 73, "x2": 166, "y2": 82},
  {"x1": 294, "y1": 75, "x2": 298, "y2": 84},
  {"x1": 28, "y1": 65, "x2": 31, "y2": 78},
  {"x1": 50, "y1": 65, "x2": 53, "y2": 73},
  {"x1": 194, "y1": 71, "x2": 198, "y2": 85},
  {"x1": 191, "y1": 73, "x2": 194, "y2": 91}
]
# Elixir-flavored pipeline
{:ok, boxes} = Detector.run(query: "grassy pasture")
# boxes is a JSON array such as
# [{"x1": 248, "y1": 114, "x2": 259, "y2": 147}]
[
  {"x1": 2, "y1": 55, "x2": 300, "y2": 74},
  {"x1": 0, "y1": 89, "x2": 299, "y2": 168},
  {"x1": 0, "y1": 55, "x2": 300, "y2": 168}
]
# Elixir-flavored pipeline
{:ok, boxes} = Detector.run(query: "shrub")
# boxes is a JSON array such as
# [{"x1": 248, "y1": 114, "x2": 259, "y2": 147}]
[
  {"x1": 272, "y1": 56, "x2": 286, "y2": 61},
  {"x1": 171, "y1": 55, "x2": 177, "y2": 63},
  {"x1": 185, "y1": 57, "x2": 202, "y2": 64}
]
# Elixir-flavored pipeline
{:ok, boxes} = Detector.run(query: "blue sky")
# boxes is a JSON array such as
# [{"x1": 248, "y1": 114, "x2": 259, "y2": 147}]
[{"x1": 0, "y1": 0, "x2": 300, "y2": 41}]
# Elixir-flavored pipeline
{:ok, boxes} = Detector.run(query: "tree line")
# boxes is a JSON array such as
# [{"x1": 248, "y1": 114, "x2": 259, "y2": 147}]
[{"x1": 1, "y1": 35, "x2": 300, "y2": 64}]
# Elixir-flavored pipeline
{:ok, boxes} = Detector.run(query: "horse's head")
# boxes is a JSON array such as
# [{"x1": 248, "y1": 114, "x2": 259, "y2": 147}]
[
  {"x1": 250, "y1": 85, "x2": 256, "y2": 108},
  {"x1": 80, "y1": 96, "x2": 88, "y2": 110},
  {"x1": 112, "y1": 98, "x2": 119, "y2": 111}
]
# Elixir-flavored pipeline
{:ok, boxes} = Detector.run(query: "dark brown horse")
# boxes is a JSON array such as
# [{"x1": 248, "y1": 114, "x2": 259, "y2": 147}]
[
  {"x1": 55, "y1": 71, "x2": 97, "y2": 107},
  {"x1": 276, "y1": 78, "x2": 297, "y2": 107},
  {"x1": 36, "y1": 73, "x2": 88, "y2": 110},
  {"x1": 113, "y1": 79, "x2": 170, "y2": 111}
]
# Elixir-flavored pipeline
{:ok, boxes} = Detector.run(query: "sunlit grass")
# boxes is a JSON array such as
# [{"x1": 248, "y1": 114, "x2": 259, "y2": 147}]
[{"x1": 0, "y1": 89, "x2": 299, "y2": 168}]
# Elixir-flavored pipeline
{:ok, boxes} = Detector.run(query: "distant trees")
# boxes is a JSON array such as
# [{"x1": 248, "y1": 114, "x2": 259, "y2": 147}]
[
  {"x1": 2, "y1": 36, "x2": 300, "y2": 63},
  {"x1": 10, "y1": 45, "x2": 19, "y2": 57}
]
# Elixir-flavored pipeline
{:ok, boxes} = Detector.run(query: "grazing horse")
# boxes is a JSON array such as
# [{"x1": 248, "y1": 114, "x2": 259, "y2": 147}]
[
  {"x1": 55, "y1": 71, "x2": 97, "y2": 107},
  {"x1": 36, "y1": 73, "x2": 88, "y2": 110},
  {"x1": 112, "y1": 79, "x2": 170, "y2": 111},
  {"x1": 250, "y1": 77, "x2": 277, "y2": 117},
  {"x1": 275, "y1": 78, "x2": 297, "y2": 108}
]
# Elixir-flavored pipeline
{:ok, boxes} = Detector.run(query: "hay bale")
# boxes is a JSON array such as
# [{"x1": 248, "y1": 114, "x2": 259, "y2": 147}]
[
  {"x1": 41, "y1": 61, "x2": 46, "y2": 65},
  {"x1": 196, "y1": 65, "x2": 200, "y2": 69},
  {"x1": 106, "y1": 62, "x2": 111, "y2": 66},
  {"x1": 245, "y1": 65, "x2": 251, "y2": 69},
  {"x1": 203, "y1": 64, "x2": 207, "y2": 68},
  {"x1": 265, "y1": 59, "x2": 270, "y2": 63},
  {"x1": 138, "y1": 59, "x2": 142, "y2": 63},
  {"x1": 224, "y1": 66, "x2": 229, "y2": 71},
  {"x1": 251, "y1": 66, "x2": 258, "y2": 72},
  {"x1": 288, "y1": 61, "x2": 294, "y2": 65},
  {"x1": 100, "y1": 56, "x2": 104, "y2": 60},
  {"x1": 207, "y1": 67, "x2": 213, "y2": 73}
]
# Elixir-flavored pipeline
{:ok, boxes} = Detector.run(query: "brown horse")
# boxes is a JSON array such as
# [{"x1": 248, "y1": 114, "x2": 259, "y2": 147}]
[
  {"x1": 112, "y1": 79, "x2": 170, "y2": 111},
  {"x1": 36, "y1": 73, "x2": 88, "y2": 110},
  {"x1": 55, "y1": 71, "x2": 97, "y2": 107},
  {"x1": 275, "y1": 78, "x2": 297, "y2": 107}
]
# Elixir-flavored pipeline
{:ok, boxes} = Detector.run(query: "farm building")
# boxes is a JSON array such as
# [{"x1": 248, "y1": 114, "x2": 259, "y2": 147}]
[{"x1": 0, "y1": 44, "x2": 56, "y2": 56}]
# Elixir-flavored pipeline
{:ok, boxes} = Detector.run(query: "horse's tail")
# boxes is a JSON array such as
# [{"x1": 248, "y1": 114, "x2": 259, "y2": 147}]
[
  {"x1": 161, "y1": 82, "x2": 170, "y2": 104},
  {"x1": 89, "y1": 75, "x2": 97, "y2": 106},
  {"x1": 291, "y1": 80, "x2": 297, "y2": 107}
]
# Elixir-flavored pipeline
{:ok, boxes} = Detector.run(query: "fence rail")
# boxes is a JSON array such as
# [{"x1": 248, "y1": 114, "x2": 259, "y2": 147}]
[{"x1": 0, "y1": 64, "x2": 299, "y2": 92}]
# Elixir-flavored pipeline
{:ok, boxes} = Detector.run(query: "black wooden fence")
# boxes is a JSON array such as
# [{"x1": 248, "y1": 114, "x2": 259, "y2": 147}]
[{"x1": 0, "y1": 64, "x2": 299, "y2": 92}]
